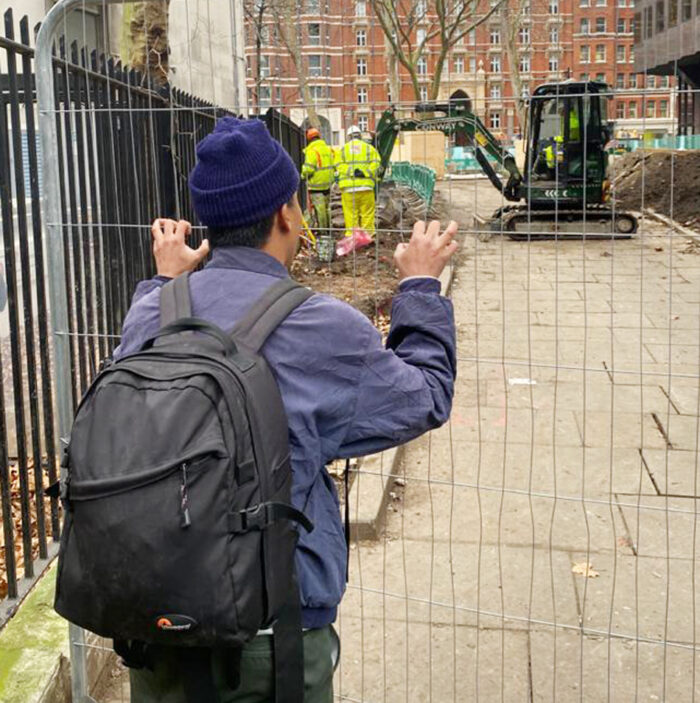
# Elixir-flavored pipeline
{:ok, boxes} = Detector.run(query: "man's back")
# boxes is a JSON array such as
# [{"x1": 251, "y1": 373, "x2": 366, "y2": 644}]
[{"x1": 115, "y1": 245, "x2": 456, "y2": 628}]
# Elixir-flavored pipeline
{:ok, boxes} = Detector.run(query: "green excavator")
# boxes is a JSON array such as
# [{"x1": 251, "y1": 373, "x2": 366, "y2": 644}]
[{"x1": 375, "y1": 80, "x2": 637, "y2": 240}]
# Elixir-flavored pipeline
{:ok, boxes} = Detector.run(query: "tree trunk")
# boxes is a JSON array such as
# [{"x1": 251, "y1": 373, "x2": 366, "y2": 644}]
[
  {"x1": 274, "y1": 0, "x2": 320, "y2": 127},
  {"x1": 123, "y1": 0, "x2": 170, "y2": 86},
  {"x1": 500, "y1": 8, "x2": 527, "y2": 133}
]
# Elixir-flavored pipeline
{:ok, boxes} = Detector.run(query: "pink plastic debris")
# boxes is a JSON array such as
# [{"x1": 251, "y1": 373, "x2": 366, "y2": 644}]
[{"x1": 335, "y1": 229, "x2": 373, "y2": 257}]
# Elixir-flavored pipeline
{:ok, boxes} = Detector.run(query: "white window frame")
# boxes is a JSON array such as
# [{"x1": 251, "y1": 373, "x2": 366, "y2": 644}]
[{"x1": 356, "y1": 57, "x2": 367, "y2": 75}]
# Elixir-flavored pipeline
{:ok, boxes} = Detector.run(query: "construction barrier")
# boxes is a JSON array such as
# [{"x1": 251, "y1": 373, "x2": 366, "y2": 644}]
[
  {"x1": 390, "y1": 161, "x2": 437, "y2": 208},
  {"x1": 615, "y1": 134, "x2": 700, "y2": 152}
]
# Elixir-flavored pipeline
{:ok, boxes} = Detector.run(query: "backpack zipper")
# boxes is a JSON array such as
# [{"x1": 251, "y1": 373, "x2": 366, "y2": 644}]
[{"x1": 180, "y1": 462, "x2": 192, "y2": 528}]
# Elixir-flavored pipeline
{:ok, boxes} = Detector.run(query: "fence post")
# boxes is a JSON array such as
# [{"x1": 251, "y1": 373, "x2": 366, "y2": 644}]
[{"x1": 36, "y1": 3, "x2": 130, "y2": 701}]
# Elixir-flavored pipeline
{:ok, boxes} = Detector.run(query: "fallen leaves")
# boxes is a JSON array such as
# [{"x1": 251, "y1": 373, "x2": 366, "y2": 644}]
[{"x1": 572, "y1": 561, "x2": 600, "y2": 578}]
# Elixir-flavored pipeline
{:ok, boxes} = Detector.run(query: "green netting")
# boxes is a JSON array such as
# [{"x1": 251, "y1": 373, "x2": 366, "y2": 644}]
[{"x1": 389, "y1": 162, "x2": 436, "y2": 208}]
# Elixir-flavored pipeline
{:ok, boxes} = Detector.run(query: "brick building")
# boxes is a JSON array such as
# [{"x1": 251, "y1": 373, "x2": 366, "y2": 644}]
[{"x1": 245, "y1": 0, "x2": 676, "y2": 144}]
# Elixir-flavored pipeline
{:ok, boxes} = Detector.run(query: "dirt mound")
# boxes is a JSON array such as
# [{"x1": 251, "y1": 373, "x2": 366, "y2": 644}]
[{"x1": 613, "y1": 150, "x2": 700, "y2": 229}]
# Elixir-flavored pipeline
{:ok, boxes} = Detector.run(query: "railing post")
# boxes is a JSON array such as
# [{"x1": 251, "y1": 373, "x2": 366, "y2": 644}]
[{"x1": 35, "y1": 3, "x2": 132, "y2": 701}]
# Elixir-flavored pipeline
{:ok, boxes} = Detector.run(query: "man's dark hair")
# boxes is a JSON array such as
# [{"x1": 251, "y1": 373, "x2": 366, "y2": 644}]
[{"x1": 206, "y1": 195, "x2": 296, "y2": 249}]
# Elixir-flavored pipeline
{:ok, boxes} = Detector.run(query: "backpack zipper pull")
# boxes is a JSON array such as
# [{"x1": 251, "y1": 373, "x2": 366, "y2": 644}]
[{"x1": 180, "y1": 463, "x2": 192, "y2": 528}]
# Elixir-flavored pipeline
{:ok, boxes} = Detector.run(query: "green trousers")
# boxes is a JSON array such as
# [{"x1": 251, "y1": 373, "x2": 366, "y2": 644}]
[
  {"x1": 130, "y1": 625, "x2": 338, "y2": 703},
  {"x1": 309, "y1": 190, "x2": 331, "y2": 236}
]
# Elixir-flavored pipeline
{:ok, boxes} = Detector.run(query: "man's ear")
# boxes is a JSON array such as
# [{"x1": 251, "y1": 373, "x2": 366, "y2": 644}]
[{"x1": 276, "y1": 202, "x2": 293, "y2": 234}]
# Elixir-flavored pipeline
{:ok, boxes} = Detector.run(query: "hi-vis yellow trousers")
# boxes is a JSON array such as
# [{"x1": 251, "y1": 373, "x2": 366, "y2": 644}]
[{"x1": 340, "y1": 189, "x2": 375, "y2": 238}]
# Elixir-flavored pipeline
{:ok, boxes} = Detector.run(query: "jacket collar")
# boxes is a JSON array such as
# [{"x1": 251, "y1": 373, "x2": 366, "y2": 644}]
[{"x1": 205, "y1": 246, "x2": 289, "y2": 279}]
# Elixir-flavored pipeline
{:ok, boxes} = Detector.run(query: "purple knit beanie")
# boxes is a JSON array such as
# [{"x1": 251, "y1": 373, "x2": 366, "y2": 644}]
[{"x1": 189, "y1": 117, "x2": 300, "y2": 228}]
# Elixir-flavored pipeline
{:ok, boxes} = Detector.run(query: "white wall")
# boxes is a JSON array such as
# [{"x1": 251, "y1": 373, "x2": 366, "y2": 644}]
[{"x1": 108, "y1": 0, "x2": 247, "y2": 111}]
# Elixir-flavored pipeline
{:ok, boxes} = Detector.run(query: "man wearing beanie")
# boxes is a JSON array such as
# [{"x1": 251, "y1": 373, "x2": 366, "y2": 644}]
[{"x1": 113, "y1": 117, "x2": 458, "y2": 702}]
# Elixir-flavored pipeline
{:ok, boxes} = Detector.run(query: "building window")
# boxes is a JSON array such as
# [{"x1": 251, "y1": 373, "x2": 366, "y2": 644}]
[
  {"x1": 616, "y1": 73, "x2": 625, "y2": 88},
  {"x1": 356, "y1": 0, "x2": 367, "y2": 16},
  {"x1": 595, "y1": 44, "x2": 606, "y2": 62},
  {"x1": 580, "y1": 18, "x2": 590, "y2": 34},
  {"x1": 417, "y1": 57, "x2": 428, "y2": 75},
  {"x1": 259, "y1": 86, "x2": 271, "y2": 107},
  {"x1": 682, "y1": 0, "x2": 692, "y2": 19},
  {"x1": 549, "y1": 55, "x2": 560, "y2": 72},
  {"x1": 659, "y1": 99, "x2": 668, "y2": 117},
  {"x1": 646, "y1": 100, "x2": 655, "y2": 118},
  {"x1": 419, "y1": 86, "x2": 429, "y2": 101},
  {"x1": 417, "y1": 28, "x2": 426, "y2": 45},
  {"x1": 416, "y1": 0, "x2": 427, "y2": 15},
  {"x1": 647, "y1": 74, "x2": 656, "y2": 87},
  {"x1": 655, "y1": 1, "x2": 665, "y2": 32},
  {"x1": 259, "y1": 55, "x2": 270, "y2": 78},
  {"x1": 519, "y1": 26, "x2": 531, "y2": 44},
  {"x1": 490, "y1": 54, "x2": 502, "y2": 72},
  {"x1": 617, "y1": 45, "x2": 626, "y2": 62},
  {"x1": 595, "y1": 0, "x2": 606, "y2": 5},
  {"x1": 618, "y1": 0, "x2": 626, "y2": 5},
  {"x1": 454, "y1": 55, "x2": 465, "y2": 72},
  {"x1": 310, "y1": 85, "x2": 326, "y2": 100},
  {"x1": 643, "y1": 6, "x2": 653, "y2": 36},
  {"x1": 357, "y1": 57, "x2": 367, "y2": 75},
  {"x1": 580, "y1": 72, "x2": 590, "y2": 80},
  {"x1": 660, "y1": 75, "x2": 669, "y2": 87},
  {"x1": 629, "y1": 46, "x2": 635, "y2": 61},
  {"x1": 308, "y1": 23, "x2": 321, "y2": 45},
  {"x1": 489, "y1": 83, "x2": 502, "y2": 98},
  {"x1": 633, "y1": 12, "x2": 642, "y2": 41},
  {"x1": 549, "y1": 0, "x2": 559, "y2": 13},
  {"x1": 617, "y1": 18, "x2": 626, "y2": 32},
  {"x1": 596, "y1": 72, "x2": 606, "y2": 81},
  {"x1": 629, "y1": 73, "x2": 637, "y2": 88},
  {"x1": 469, "y1": 56, "x2": 477, "y2": 72},
  {"x1": 616, "y1": 102, "x2": 626, "y2": 118},
  {"x1": 549, "y1": 26, "x2": 559, "y2": 43},
  {"x1": 580, "y1": 0, "x2": 590, "y2": 6},
  {"x1": 356, "y1": 29, "x2": 366, "y2": 46},
  {"x1": 309, "y1": 55, "x2": 322, "y2": 76},
  {"x1": 519, "y1": 54, "x2": 530, "y2": 72},
  {"x1": 595, "y1": 17, "x2": 606, "y2": 32},
  {"x1": 467, "y1": 29, "x2": 476, "y2": 44},
  {"x1": 490, "y1": 27, "x2": 501, "y2": 44},
  {"x1": 629, "y1": 101, "x2": 637, "y2": 117},
  {"x1": 306, "y1": 0, "x2": 320, "y2": 12},
  {"x1": 580, "y1": 45, "x2": 590, "y2": 63},
  {"x1": 357, "y1": 87, "x2": 368, "y2": 104},
  {"x1": 669, "y1": 0, "x2": 678, "y2": 25},
  {"x1": 358, "y1": 115, "x2": 369, "y2": 131},
  {"x1": 489, "y1": 111, "x2": 501, "y2": 129}
]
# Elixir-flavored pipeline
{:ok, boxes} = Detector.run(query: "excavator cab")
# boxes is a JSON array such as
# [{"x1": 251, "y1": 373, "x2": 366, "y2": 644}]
[{"x1": 525, "y1": 81, "x2": 612, "y2": 205}]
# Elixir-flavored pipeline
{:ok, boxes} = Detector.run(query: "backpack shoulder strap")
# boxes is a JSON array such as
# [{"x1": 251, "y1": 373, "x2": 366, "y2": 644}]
[
  {"x1": 231, "y1": 278, "x2": 312, "y2": 353},
  {"x1": 159, "y1": 272, "x2": 192, "y2": 326}
]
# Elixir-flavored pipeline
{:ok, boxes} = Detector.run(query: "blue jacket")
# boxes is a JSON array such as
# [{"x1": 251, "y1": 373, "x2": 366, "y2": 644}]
[{"x1": 114, "y1": 246, "x2": 456, "y2": 629}]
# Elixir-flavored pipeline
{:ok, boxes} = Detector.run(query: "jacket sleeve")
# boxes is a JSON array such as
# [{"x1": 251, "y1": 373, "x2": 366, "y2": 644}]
[
  {"x1": 334, "y1": 147, "x2": 350, "y2": 182},
  {"x1": 301, "y1": 146, "x2": 315, "y2": 180},
  {"x1": 336, "y1": 277, "x2": 456, "y2": 458},
  {"x1": 367, "y1": 144, "x2": 381, "y2": 181}
]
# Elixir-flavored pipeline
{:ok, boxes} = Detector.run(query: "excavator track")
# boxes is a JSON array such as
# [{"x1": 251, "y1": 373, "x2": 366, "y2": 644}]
[{"x1": 489, "y1": 204, "x2": 638, "y2": 241}]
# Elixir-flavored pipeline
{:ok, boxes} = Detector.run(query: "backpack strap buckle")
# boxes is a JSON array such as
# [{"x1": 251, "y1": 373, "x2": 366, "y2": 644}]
[
  {"x1": 230, "y1": 502, "x2": 314, "y2": 534},
  {"x1": 240, "y1": 503, "x2": 269, "y2": 531}
]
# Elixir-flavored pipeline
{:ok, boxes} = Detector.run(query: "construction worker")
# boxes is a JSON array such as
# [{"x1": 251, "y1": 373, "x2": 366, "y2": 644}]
[
  {"x1": 335, "y1": 125, "x2": 381, "y2": 237},
  {"x1": 544, "y1": 102, "x2": 581, "y2": 174},
  {"x1": 301, "y1": 127, "x2": 334, "y2": 236}
]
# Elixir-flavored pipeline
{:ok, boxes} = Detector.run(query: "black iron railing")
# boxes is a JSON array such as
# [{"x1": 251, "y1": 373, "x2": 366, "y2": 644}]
[{"x1": 0, "y1": 7, "x2": 304, "y2": 621}]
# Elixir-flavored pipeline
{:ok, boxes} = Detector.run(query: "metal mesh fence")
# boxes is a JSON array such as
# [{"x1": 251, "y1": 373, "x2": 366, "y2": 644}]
[{"x1": 2, "y1": 0, "x2": 696, "y2": 699}]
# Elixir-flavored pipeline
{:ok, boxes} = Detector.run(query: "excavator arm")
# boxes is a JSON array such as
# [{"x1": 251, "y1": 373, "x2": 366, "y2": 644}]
[{"x1": 375, "y1": 104, "x2": 523, "y2": 202}]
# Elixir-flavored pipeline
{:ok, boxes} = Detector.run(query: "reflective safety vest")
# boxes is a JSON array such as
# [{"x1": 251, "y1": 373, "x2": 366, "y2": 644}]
[
  {"x1": 302, "y1": 138, "x2": 335, "y2": 191},
  {"x1": 545, "y1": 136, "x2": 565, "y2": 169},
  {"x1": 335, "y1": 139, "x2": 380, "y2": 191},
  {"x1": 568, "y1": 110, "x2": 580, "y2": 141}
]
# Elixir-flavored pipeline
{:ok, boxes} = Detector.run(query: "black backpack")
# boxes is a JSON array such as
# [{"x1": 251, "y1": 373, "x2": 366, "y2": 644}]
[{"x1": 52, "y1": 274, "x2": 314, "y2": 703}]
